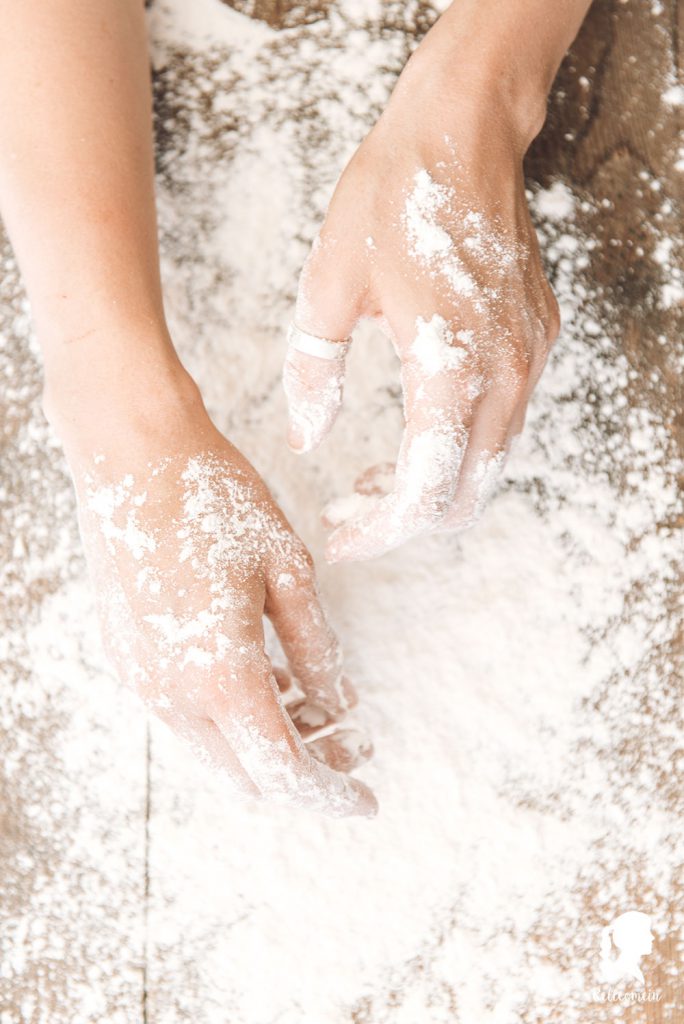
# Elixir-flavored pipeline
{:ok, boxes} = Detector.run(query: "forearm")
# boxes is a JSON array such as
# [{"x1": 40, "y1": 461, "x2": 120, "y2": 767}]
[
  {"x1": 400, "y1": 0, "x2": 593, "y2": 148},
  {"x1": 0, "y1": 0, "x2": 193, "y2": 449},
  {"x1": 0, "y1": 2, "x2": 177, "y2": 368}
]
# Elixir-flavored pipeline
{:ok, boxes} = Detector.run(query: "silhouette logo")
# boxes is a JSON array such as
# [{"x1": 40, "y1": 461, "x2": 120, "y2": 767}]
[{"x1": 599, "y1": 911, "x2": 654, "y2": 986}]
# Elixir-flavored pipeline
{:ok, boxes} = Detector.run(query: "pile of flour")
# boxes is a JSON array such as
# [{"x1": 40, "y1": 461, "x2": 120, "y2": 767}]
[{"x1": 1, "y1": 1, "x2": 681, "y2": 1022}]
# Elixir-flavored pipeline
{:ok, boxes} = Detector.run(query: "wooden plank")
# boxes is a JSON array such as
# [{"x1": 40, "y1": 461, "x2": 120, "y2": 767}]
[
  {"x1": 0, "y1": 0, "x2": 678, "y2": 1021},
  {"x1": 0, "y1": 240, "x2": 147, "y2": 1023},
  {"x1": 526, "y1": 2, "x2": 683, "y2": 1021}
]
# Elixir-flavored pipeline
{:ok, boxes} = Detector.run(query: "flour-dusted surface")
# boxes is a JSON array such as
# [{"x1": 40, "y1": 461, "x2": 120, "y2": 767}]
[{"x1": 0, "y1": 0, "x2": 682, "y2": 1022}]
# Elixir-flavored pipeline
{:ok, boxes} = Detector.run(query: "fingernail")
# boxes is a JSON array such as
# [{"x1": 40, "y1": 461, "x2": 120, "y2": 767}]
[
  {"x1": 287, "y1": 422, "x2": 307, "y2": 453},
  {"x1": 361, "y1": 788, "x2": 379, "y2": 818}
]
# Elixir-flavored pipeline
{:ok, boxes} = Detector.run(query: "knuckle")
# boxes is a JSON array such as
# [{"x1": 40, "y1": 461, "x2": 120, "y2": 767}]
[{"x1": 298, "y1": 543, "x2": 316, "y2": 574}]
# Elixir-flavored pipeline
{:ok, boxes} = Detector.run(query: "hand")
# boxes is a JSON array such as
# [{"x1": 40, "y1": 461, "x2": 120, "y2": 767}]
[
  {"x1": 283, "y1": 21, "x2": 560, "y2": 562},
  {"x1": 61, "y1": 378, "x2": 377, "y2": 818}
]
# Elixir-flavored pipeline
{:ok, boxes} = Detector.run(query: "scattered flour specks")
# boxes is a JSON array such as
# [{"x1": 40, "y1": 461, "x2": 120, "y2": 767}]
[
  {"x1": 0, "y1": 0, "x2": 682, "y2": 1022},
  {"x1": 403, "y1": 169, "x2": 477, "y2": 296}
]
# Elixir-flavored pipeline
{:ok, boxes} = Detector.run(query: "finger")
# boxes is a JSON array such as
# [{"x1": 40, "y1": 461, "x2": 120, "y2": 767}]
[
  {"x1": 437, "y1": 447, "x2": 507, "y2": 532},
  {"x1": 438, "y1": 385, "x2": 520, "y2": 532},
  {"x1": 284, "y1": 234, "x2": 367, "y2": 454},
  {"x1": 326, "y1": 315, "x2": 475, "y2": 561},
  {"x1": 325, "y1": 417, "x2": 470, "y2": 562},
  {"x1": 161, "y1": 712, "x2": 259, "y2": 799},
  {"x1": 265, "y1": 554, "x2": 357, "y2": 730},
  {"x1": 209, "y1": 653, "x2": 377, "y2": 818},
  {"x1": 306, "y1": 728, "x2": 373, "y2": 772},
  {"x1": 283, "y1": 340, "x2": 348, "y2": 455}
]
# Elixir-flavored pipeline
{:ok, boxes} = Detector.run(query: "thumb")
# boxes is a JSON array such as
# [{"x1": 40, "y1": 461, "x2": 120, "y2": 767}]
[{"x1": 284, "y1": 236, "x2": 363, "y2": 454}]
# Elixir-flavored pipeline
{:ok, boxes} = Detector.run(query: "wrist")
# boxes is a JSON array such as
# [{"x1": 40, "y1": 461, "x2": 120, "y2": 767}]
[
  {"x1": 394, "y1": 3, "x2": 559, "y2": 154},
  {"x1": 43, "y1": 331, "x2": 207, "y2": 463}
]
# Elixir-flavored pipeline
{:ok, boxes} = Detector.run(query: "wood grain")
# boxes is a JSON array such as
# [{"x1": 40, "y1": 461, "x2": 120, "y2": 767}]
[{"x1": 0, "y1": 0, "x2": 680, "y2": 1021}]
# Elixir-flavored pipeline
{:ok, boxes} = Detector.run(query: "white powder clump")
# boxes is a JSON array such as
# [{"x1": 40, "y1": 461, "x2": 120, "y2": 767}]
[
  {"x1": 403, "y1": 169, "x2": 476, "y2": 296},
  {"x1": 651, "y1": 234, "x2": 684, "y2": 309},
  {"x1": 470, "y1": 449, "x2": 506, "y2": 521},
  {"x1": 533, "y1": 180, "x2": 576, "y2": 221},
  {"x1": 411, "y1": 313, "x2": 470, "y2": 376},
  {"x1": 398, "y1": 424, "x2": 464, "y2": 513},
  {"x1": 404, "y1": 170, "x2": 453, "y2": 259},
  {"x1": 661, "y1": 83, "x2": 684, "y2": 107},
  {"x1": 402, "y1": 169, "x2": 523, "y2": 310},
  {"x1": 85, "y1": 476, "x2": 156, "y2": 560}
]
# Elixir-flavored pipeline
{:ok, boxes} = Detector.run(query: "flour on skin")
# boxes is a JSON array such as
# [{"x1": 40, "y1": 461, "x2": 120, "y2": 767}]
[{"x1": 78, "y1": 451, "x2": 370, "y2": 815}]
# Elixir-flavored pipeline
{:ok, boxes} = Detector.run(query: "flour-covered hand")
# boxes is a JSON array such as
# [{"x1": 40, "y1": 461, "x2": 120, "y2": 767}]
[
  {"x1": 64, "y1": 391, "x2": 377, "y2": 818},
  {"x1": 284, "y1": 14, "x2": 560, "y2": 561}
]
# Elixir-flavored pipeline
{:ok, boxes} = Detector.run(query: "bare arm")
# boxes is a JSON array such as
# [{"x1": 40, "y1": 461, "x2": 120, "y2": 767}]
[{"x1": 0, "y1": 0, "x2": 376, "y2": 817}]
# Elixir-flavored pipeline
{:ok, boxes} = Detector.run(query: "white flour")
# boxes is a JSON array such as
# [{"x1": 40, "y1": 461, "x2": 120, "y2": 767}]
[
  {"x1": 1, "y1": 0, "x2": 682, "y2": 1022},
  {"x1": 403, "y1": 166, "x2": 521, "y2": 309},
  {"x1": 403, "y1": 169, "x2": 477, "y2": 298},
  {"x1": 411, "y1": 315, "x2": 471, "y2": 376}
]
